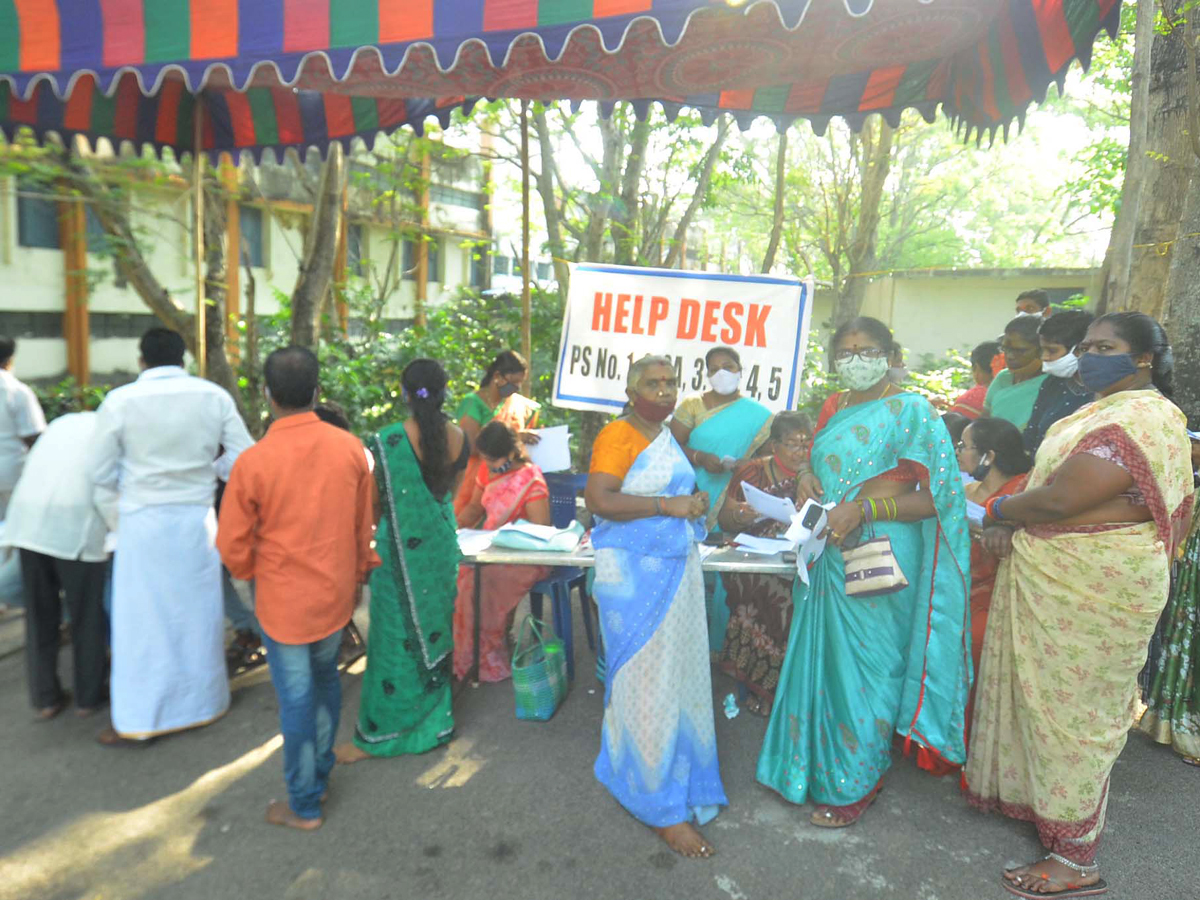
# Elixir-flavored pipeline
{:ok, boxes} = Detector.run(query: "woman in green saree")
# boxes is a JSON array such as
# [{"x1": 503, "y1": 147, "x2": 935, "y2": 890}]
[
  {"x1": 757, "y1": 317, "x2": 971, "y2": 828},
  {"x1": 336, "y1": 359, "x2": 470, "y2": 763},
  {"x1": 984, "y1": 316, "x2": 1048, "y2": 430}
]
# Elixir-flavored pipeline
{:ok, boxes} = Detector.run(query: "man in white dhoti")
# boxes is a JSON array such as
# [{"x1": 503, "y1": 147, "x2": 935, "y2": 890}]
[
  {"x1": 0, "y1": 335, "x2": 47, "y2": 519},
  {"x1": 88, "y1": 328, "x2": 254, "y2": 745}
]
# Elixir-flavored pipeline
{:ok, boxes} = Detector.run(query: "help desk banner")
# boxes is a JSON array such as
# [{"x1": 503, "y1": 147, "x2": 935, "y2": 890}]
[{"x1": 552, "y1": 264, "x2": 813, "y2": 414}]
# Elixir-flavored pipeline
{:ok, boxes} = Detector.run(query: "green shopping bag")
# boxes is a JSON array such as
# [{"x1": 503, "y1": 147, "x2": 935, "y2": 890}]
[{"x1": 511, "y1": 615, "x2": 568, "y2": 721}]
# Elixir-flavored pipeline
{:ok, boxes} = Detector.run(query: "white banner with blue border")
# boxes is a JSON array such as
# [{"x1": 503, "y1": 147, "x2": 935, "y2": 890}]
[{"x1": 552, "y1": 264, "x2": 813, "y2": 414}]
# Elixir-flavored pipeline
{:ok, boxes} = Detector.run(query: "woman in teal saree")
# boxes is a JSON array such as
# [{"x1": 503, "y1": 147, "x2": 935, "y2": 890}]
[
  {"x1": 670, "y1": 346, "x2": 773, "y2": 651},
  {"x1": 757, "y1": 317, "x2": 971, "y2": 828}
]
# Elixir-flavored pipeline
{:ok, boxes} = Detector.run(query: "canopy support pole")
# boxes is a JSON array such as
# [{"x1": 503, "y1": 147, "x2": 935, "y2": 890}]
[
  {"x1": 193, "y1": 100, "x2": 207, "y2": 378},
  {"x1": 520, "y1": 100, "x2": 532, "y2": 390}
]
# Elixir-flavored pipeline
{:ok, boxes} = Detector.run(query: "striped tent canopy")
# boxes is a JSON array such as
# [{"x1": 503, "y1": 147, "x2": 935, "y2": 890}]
[{"x1": 0, "y1": 0, "x2": 1122, "y2": 160}]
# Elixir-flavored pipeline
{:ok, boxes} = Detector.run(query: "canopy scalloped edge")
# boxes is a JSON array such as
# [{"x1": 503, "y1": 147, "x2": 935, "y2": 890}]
[
  {"x1": 0, "y1": 0, "x2": 851, "y2": 102},
  {"x1": 0, "y1": 97, "x2": 479, "y2": 166}
]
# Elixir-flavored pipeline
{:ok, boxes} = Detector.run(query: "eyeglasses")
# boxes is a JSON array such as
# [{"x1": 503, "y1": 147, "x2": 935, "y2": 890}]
[
  {"x1": 955, "y1": 441, "x2": 979, "y2": 452},
  {"x1": 833, "y1": 348, "x2": 887, "y2": 362}
]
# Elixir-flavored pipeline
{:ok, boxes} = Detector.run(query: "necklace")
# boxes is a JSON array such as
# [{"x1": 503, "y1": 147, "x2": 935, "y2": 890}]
[{"x1": 838, "y1": 380, "x2": 894, "y2": 412}]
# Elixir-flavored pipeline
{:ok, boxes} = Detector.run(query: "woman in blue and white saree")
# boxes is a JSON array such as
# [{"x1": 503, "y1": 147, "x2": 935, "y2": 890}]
[{"x1": 585, "y1": 355, "x2": 727, "y2": 859}]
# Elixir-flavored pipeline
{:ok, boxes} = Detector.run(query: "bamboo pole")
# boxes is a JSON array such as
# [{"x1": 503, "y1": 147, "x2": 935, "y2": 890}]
[
  {"x1": 193, "y1": 100, "x2": 206, "y2": 377},
  {"x1": 520, "y1": 100, "x2": 532, "y2": 391}
]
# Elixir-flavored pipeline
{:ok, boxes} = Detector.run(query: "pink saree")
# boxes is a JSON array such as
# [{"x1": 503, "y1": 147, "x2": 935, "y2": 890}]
[{"x1": 452, "y1": 463, "x2": 550, "y2": 681}]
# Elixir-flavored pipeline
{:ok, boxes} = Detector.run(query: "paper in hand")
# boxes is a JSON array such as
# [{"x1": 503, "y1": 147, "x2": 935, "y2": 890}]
[
  {"x1": 526, "y1": 425, "x2": 572, "y2": 473},
  {"x1": 741, "y1": 481, "x2": 798, "y2": 524}
]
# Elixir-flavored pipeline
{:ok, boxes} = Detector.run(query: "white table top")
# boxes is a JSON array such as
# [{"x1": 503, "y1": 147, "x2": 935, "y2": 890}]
[{"x1": 462, "y1": 544, "x2": 796, "y2": 576}]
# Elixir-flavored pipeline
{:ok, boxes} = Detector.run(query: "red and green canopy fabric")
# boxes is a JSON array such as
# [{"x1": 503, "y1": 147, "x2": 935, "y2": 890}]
[{"x1": 0, "y1": 0, "x2": 1122, "y2": 159}]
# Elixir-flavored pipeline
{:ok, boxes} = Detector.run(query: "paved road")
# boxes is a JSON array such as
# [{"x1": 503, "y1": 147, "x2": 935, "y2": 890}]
[{"x1": 0, "y1": 611, "x2": 1196, "y2": 900}]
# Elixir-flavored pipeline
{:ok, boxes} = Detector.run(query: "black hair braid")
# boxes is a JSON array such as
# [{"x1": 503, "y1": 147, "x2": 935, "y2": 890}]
[{"x1": 402, "y1": 358, "x2": 455, "y2": 497}]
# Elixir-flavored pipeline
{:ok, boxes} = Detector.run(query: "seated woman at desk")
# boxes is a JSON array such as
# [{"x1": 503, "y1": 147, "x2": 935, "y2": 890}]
[
  {"x1": 453, "y1": 421, "x2": 552, "y2": 682},
  {"x1": 716, "y1": 411, "x2": 813, "y2": 714}
]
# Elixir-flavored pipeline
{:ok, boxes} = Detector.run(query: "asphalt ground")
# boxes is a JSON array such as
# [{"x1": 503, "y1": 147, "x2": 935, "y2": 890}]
[{"x1": 0, "y1": 602, "x2": 1196, "y2": 900}]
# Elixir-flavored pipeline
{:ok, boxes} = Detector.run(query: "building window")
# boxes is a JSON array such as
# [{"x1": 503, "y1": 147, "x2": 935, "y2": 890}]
[
  {"x1": 470, "y1": 247, "x2": 487, "y2": 288},
  {"x1": 347, "y1": 224, "x2": 365, "y2": 277},
  {"x1": 536, "y1": 262, "x2": 551, "y2": 282},
  {"x1": 84, "y1": 207, "x2": 109, "y2": 254},
  {"x1": 239, "y1": 205, "x2": 265, "y2": 268},
  {"x1": 492, "y1": 254, "x2": 510, "y2": 276},
  {"x1": 403, "y1": 236, "x2": 441, "y2": 282},
  {"x1": 429, "y1": 184, "x2": 485, "y2": 211},
  {"x1": 16, "y1": 185, "x2": 59, "y2": 249},
  {"x1": 511, "y1": 256, "x2": 522, "y2": 276},
  {"x1": 0, "y1": 311, "x2": 63, "y2": 338}
]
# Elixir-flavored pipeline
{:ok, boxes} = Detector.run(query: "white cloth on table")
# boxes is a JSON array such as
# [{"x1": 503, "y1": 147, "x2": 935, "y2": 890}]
[
  {"x1": 2, "y1": 412, "x2": 116, "y2": 562},
  {"x1": 86, "y1": 366, "x2": 253, "y2": 522},
  {"x1": 110, "y1": 503, "x2": 229, "y2": 738},
  {"x1": 0, "y1": 368, "x2": 46, "y2": 496}
]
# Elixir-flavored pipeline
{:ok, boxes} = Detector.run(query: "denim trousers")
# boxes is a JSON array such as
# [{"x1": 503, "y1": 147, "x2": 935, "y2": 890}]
[{"x1": 262, "y1": 628, "x2": 343, "y2": 819}]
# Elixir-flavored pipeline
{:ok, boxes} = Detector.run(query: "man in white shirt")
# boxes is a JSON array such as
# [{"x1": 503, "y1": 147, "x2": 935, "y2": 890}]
[
  {"x1": 4, "y1": 411, "x2": 116, "y2": 719},
  {"x1": 88, "y1": 328, "x2": 254, "y2": 745},
  {"x1": 0, "y1": 336, "x2": 47, "y2": 518}
]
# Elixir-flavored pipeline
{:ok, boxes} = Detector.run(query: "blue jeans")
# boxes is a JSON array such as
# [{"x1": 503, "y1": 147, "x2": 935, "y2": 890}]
[
  {"x1": 262, "y1": 628, "x2": 343, "y2": 819},
  {"x1": 222, "y1": 568, "x2": 259, "y2": 636}
]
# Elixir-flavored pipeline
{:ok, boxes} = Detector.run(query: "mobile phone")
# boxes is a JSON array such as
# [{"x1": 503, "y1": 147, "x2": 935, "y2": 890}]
[
  {"x1": 801, "y1": 503, "x2": 824, "y2": 530},
  {"x1": 702, "y1": 534, "x2": 727, "y2": 547}
]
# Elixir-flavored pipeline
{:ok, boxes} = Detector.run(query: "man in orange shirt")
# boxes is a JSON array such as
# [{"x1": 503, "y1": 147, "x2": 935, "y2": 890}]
[{"x1": 217, "y1": 346, "x2": 379, "y2": 831}]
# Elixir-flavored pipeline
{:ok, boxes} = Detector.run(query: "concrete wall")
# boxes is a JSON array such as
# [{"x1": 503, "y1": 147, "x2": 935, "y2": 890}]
[{"x1": 859, "y1": 268, "x2": 1100, "y2": 361}]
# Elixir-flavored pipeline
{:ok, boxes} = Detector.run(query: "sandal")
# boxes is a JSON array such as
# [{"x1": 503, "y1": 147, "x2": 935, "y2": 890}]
[
  {"x1": 1181, "y1": 755, "x2": 1200, "y2": 768},
  {"x1": 810, "y1": 786, "x2": 882, "y2": 828},
  {"x1": 96, "y1": 726, "x2": 156, "y2": 749},
  {"x1": 1002, "y1": 854, "x2": 1108, "y2": 898},
  {"x1": 226, "y1": 630, "x2": 267, "y2": 676}
]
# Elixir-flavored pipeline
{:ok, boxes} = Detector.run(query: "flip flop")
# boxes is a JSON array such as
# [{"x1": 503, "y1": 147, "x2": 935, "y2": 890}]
[
  {"x1": 810, "y1": 787, "x2": 882, "y2": 828},
  {"x1": 1181, "y1": 756, "x2": 1200, "y2": 768},
  {"x1": 96, "y1": 727, "x2": 157, "y2": 749},
  {"x1": 1001, "y1": 876, "x2": 1108, "y2": 898}
]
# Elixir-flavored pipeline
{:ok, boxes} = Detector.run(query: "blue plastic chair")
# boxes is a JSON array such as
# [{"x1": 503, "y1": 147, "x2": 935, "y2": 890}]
[{"x1": 531, "y1": 473, "x2": 596, "y2": 680}]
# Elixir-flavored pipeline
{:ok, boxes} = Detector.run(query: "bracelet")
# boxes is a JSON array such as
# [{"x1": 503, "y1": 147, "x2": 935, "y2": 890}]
[
  {"x1": 654, "y1": 496, "x2": 665, "y2": 516},
  {"x1": 985, "y1": 495, "x2": 1010, "y2": 522},
  {"x1": 886, "y1": 497, "x2": 897, "y2": 521}
]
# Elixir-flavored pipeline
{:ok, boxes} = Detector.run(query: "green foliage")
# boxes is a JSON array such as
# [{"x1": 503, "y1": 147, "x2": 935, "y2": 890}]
[
  {"x1": 906, "y1": 350, "x2": 974, "y2": 408},
  {"x1": 33, "y1": 378, "x2": 110, "y2": 421}
]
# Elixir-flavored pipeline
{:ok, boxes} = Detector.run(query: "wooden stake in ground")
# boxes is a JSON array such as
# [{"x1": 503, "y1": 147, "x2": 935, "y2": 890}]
[{"x1": 193, "y1": 102, "x2": 206, "y2": 378}]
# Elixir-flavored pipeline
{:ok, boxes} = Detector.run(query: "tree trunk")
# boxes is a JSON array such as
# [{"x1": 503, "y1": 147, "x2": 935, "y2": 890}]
[
  {"x1": 1162, "y1": 166, "x2": 1200, "y2": 426},
  {"x1": 533, "y1": 106, "x2": 572, "y2": 293},
  {"x1": 663, "y1": 118, "x2": 731, "y2": 269},
  {"x1": 1097, "y1": 0, "x2": 1156, "y2": 313},
  {"x1": 612, "y1": 118, "x2": 650, "y2": 265},
  {"x1": 199, "y1": 172, "x2": 244, "y2": 414},
  {"x1": 836, "y1": 119, "x2": 894, "y2": 325},
  {"x1": 1113, "y1": 7, "x2": 1192, "y2": 319},
  {"x1": 291, "y1": 144, "x2": 345, "y2": 347},
  {"x1": 761, "y1": 130, "x2": 789, "y2": 273}
]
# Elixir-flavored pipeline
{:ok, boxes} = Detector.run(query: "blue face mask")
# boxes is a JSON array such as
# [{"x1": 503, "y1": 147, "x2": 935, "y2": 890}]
[{"x1": 1077, "y1": 352, "x2": 1139, "y2": 394}]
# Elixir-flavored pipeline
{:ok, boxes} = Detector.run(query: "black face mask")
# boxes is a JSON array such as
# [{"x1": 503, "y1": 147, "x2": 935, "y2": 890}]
[{"x1": 497, "y1": 383, "x2": 520, "y2": 399}]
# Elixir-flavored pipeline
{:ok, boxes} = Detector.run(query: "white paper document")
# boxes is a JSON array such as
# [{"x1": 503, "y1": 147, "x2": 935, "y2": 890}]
[
  {"x1": 526, "y1": 425, "x2": 572, "y2": 473},
  {"x1": 741, "y1": 481, "x2": 797, "y2": 524},
  {"x1": 456, "y1": 529, "x2": 495, "y2": 556},
  {"x1": 732, "y1": 534, "x2": 795, "y2": 555},
  {"x1": 785, "y1": 499, "x2": 836, "y2": 586}
]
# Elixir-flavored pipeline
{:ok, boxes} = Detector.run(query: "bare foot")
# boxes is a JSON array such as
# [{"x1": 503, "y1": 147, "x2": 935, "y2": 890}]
[
  {"x1": 334, "y1": 742, "x2": 373, "y2": 765},
  {"x1": 96, "y1": 726, "x2": 154, "y2": 748},
  {"x1": 654, "y1": 822, "x2": 714, "y2": 859},
  {"x1": 265, "y1": 800, "x2": 323, "y2": 831},
  {"x1": 35, "y1": 698, "x2": 68, "y2": 721},
  {"x1": 1003, "y1": 857, "x2": 1103, "y2": 895}
]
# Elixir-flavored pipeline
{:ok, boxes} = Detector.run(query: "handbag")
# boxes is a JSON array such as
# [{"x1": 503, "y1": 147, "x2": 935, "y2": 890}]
[
  {"x1": 840, "y1": 524, "x2": 909, "y2": 598},
  {"x1": 511, "y1": 615, "x2": 568, "y2": 721}
]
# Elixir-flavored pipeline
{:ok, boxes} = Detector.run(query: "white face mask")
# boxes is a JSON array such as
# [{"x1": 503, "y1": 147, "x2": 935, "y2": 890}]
[
  {"x1": 835, "y1": 355, "x2": 891, "y2": 392},
  {"x1": 1042, "y1": 351, "x2": 1079, "y2": 379},
  {"x1": 709, "y1": 369, "x2": 741, "y2": 396}
]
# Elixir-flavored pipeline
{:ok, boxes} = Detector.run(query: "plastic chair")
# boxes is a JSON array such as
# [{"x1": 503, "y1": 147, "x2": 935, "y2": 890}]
[{"x1": 531, "y1": 472, "x2": 595, "y2": 680}]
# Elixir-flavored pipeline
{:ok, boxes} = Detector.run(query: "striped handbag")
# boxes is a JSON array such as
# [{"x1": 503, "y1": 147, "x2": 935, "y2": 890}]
[
  {"x1": 511, "y1": 615, "x2": 568, "y2": 721},
  {"x1": 841, "y1": 530, "x2": 909, "y2": 598}
]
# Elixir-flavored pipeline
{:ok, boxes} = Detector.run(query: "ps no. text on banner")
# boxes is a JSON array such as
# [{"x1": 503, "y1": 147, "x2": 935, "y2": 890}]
[{"x1": 552, "y1": 264, "x2": 813, "y2": 414}]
